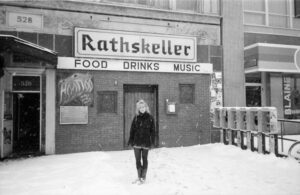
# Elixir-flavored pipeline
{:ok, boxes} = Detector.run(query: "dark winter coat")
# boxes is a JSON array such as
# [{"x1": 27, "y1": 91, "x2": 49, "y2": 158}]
[{"x1": 128, "y1": 112, "x2": 155, "y2": 148}]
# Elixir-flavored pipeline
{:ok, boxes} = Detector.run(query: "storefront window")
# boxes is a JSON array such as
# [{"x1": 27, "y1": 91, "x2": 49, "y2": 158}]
[
  {"x1": 282, "y1": 75, "x2": 300, "y2": 119},
  {"x1": 246, "y1": 72, "x2": 261, "y2": 107},
  {"x1": 246, "y1": 86, "x2": 261, "y2": 107}
]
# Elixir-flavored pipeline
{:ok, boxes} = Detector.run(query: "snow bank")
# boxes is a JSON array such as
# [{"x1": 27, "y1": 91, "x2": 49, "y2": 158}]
[{"x1": 0, "y1": 144, "x2": 299, "y2": 195}]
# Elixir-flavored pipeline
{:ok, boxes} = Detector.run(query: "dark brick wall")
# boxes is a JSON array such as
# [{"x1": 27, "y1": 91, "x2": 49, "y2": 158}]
[
  {"x1": 18, "y1": 32, "x2": 38, "y2": 44},
  {"x1": 55, "y1": 70, "x2": 212, "y2": 154},
  {"x1": 55, "y1": 35, "x2": 73, "y2": 57},
  {"x1": 39, "y1": 33, "x2": 54, "y2": 50}
]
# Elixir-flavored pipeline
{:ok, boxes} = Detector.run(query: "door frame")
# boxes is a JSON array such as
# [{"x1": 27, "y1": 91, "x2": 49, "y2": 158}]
[
  {"x1": 1, "y1": 91, "x2": 14, "y2": 158},
  {"x1": 9, "y1": 71, "x2": 42, "y2": 154},
  {"x1": 123, "y1": 84, "x2": 159, "y2": 148}
]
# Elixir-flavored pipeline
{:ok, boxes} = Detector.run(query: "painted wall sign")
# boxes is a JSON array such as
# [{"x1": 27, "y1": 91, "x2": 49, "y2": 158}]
[
  {"x1": 75, "y1": 27, "x2": 197, "y2": 62},
  {"x1": 58, "y1": 73, "x2": 94, "y2": 106},
  {"x1": 7, "y1": 11, "x2": 43, "y2": 29},
  {"x1": 58, "y1": 57, "x2": 212, "y2": 74},
  {"x1": 283, "y1": 76, "x2": 292, "y2": 116},
  {"x1": 283, "y1": 75, "x2": 300, "y2": 119}
]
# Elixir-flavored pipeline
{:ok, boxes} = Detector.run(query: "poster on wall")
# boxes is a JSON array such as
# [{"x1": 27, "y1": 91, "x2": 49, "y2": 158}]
[
  {"x1": 4, "y1": 92, "x2": 13, "y2": 144},
  {"x1": 210, "y1": 72, "x2": 222, "y2": 121},
  {"x1": 282, "y1": 75, "x2": 300, "y2": 119},
  {"x1": 60, "y1": 106, "x2": 88, "y2": 124},
  {"x1": 57, "y1": 72, "x2": 94, "y2": 106}
]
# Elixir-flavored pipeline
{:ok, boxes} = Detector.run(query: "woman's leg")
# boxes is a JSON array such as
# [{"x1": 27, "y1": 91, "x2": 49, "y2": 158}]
[
  {"x1": 141, "y1": 149, "x2": 149, "y2": 180},
  {"x1": 134, "y1": 148, "x2": 142, "y2": 179},
  {"x1": 141, "y1": 148, "x2": 149, "y2": 169}
]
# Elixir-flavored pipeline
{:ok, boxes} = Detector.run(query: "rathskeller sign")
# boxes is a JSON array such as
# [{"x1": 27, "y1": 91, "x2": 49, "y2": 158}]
[{"x1": 75, "y1": 27, "x2": 197, "y2": 62}]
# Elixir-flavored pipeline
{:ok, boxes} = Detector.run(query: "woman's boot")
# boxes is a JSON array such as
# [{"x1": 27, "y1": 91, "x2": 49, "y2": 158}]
[
  {"x1": 132, "y1": 168, "x2": 142, "y2": 184},
  {"x1": 138, "y1": 168, "x2": 142, "y2": 179},
  {"x1": 141, "y1": 168, "x2": 147, "y2": 182}
]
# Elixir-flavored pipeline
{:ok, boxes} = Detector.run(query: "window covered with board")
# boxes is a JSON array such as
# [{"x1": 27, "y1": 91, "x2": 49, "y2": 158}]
[
  {"x1": 97, "y1": 91, "x2": 118, "y2": 113},
  {"x1": 179, "y1": 84, "x2": 195, "y2": 104},
  {"x1": 245, "y1": 73, "x2": 261, "y2": 107}
]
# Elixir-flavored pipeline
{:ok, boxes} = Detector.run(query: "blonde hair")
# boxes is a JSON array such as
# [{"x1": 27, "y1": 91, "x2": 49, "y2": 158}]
[{"x1": 135, "y1": 99, "x2": 150, "y2": 115}]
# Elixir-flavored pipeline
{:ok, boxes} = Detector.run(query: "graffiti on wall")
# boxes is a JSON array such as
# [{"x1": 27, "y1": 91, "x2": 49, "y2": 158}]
[{"x1": 58, "y1": 73, "x2": 94, "y2": 106}]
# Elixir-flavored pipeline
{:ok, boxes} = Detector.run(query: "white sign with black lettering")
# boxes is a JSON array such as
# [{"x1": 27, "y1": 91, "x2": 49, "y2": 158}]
[
  {"x1": 75, "y1": 27, "x2": 197, "y2": 62},
  {"x1": 58, "y1": 57, "x2": 212, "y2": 74},
  {"x1": 7, "y1": 11, "x2": 43, "y2": 29}
]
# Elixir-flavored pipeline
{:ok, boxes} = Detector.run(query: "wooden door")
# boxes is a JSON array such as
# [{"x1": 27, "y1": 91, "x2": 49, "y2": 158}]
[
  {"x1": 13, "y1": 93, "x2": 40, "y2": 154},
  {"x1": 124, "y1": 85, "x2": 157, "y2": 148}
]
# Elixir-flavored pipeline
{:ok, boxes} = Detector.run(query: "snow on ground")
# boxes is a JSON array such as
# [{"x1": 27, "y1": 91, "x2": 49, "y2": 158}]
[{"x1": 0, "y1": 143, "x2": 300, "y2": 195}]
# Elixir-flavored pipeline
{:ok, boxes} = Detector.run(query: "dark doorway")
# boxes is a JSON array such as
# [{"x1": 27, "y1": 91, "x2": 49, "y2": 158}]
[
  {"x1": 124, "y1": 85, "x2": 158, "y2": 148},
  {"x1": 246, "y1": 86, "x2": 261, "y2": 107},
  {"x1": 13, "y1": 93, "x2": 40, "y2": 155}
]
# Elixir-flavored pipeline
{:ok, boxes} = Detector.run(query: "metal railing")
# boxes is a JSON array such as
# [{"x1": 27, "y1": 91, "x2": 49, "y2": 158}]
[{"x1": 277, "y1": 119, "x2": 300, "y2": 156}]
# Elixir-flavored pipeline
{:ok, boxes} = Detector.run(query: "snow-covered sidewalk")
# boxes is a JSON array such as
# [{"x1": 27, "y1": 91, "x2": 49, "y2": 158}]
[{"x1": 0, "y1": 143, "x2": 300, "y2": 195}]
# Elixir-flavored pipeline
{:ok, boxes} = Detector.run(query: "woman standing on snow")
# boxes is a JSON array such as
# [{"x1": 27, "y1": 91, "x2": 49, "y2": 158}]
[{"x1": 128, "y1": 99, "x2": 155, "y2": 184}]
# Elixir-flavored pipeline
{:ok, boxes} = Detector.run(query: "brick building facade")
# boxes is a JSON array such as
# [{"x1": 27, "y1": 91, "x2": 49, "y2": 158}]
[{"x1": 0, "y1": 1, "x2": 228, "y2": 156}]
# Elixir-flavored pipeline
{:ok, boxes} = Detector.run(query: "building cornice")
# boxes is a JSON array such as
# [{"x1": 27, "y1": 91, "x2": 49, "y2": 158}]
[{"x1": 0, "y1": 1, "x2": 221, "y2": 26}]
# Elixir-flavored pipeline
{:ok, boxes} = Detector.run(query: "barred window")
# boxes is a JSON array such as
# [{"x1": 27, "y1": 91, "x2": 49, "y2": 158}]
[
  {"x1": 97, "y1": 91, "x2": 118, "y2": 113},
  {"x1": 179, "y1": 84, "x2": 195, "y2": 104}
]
